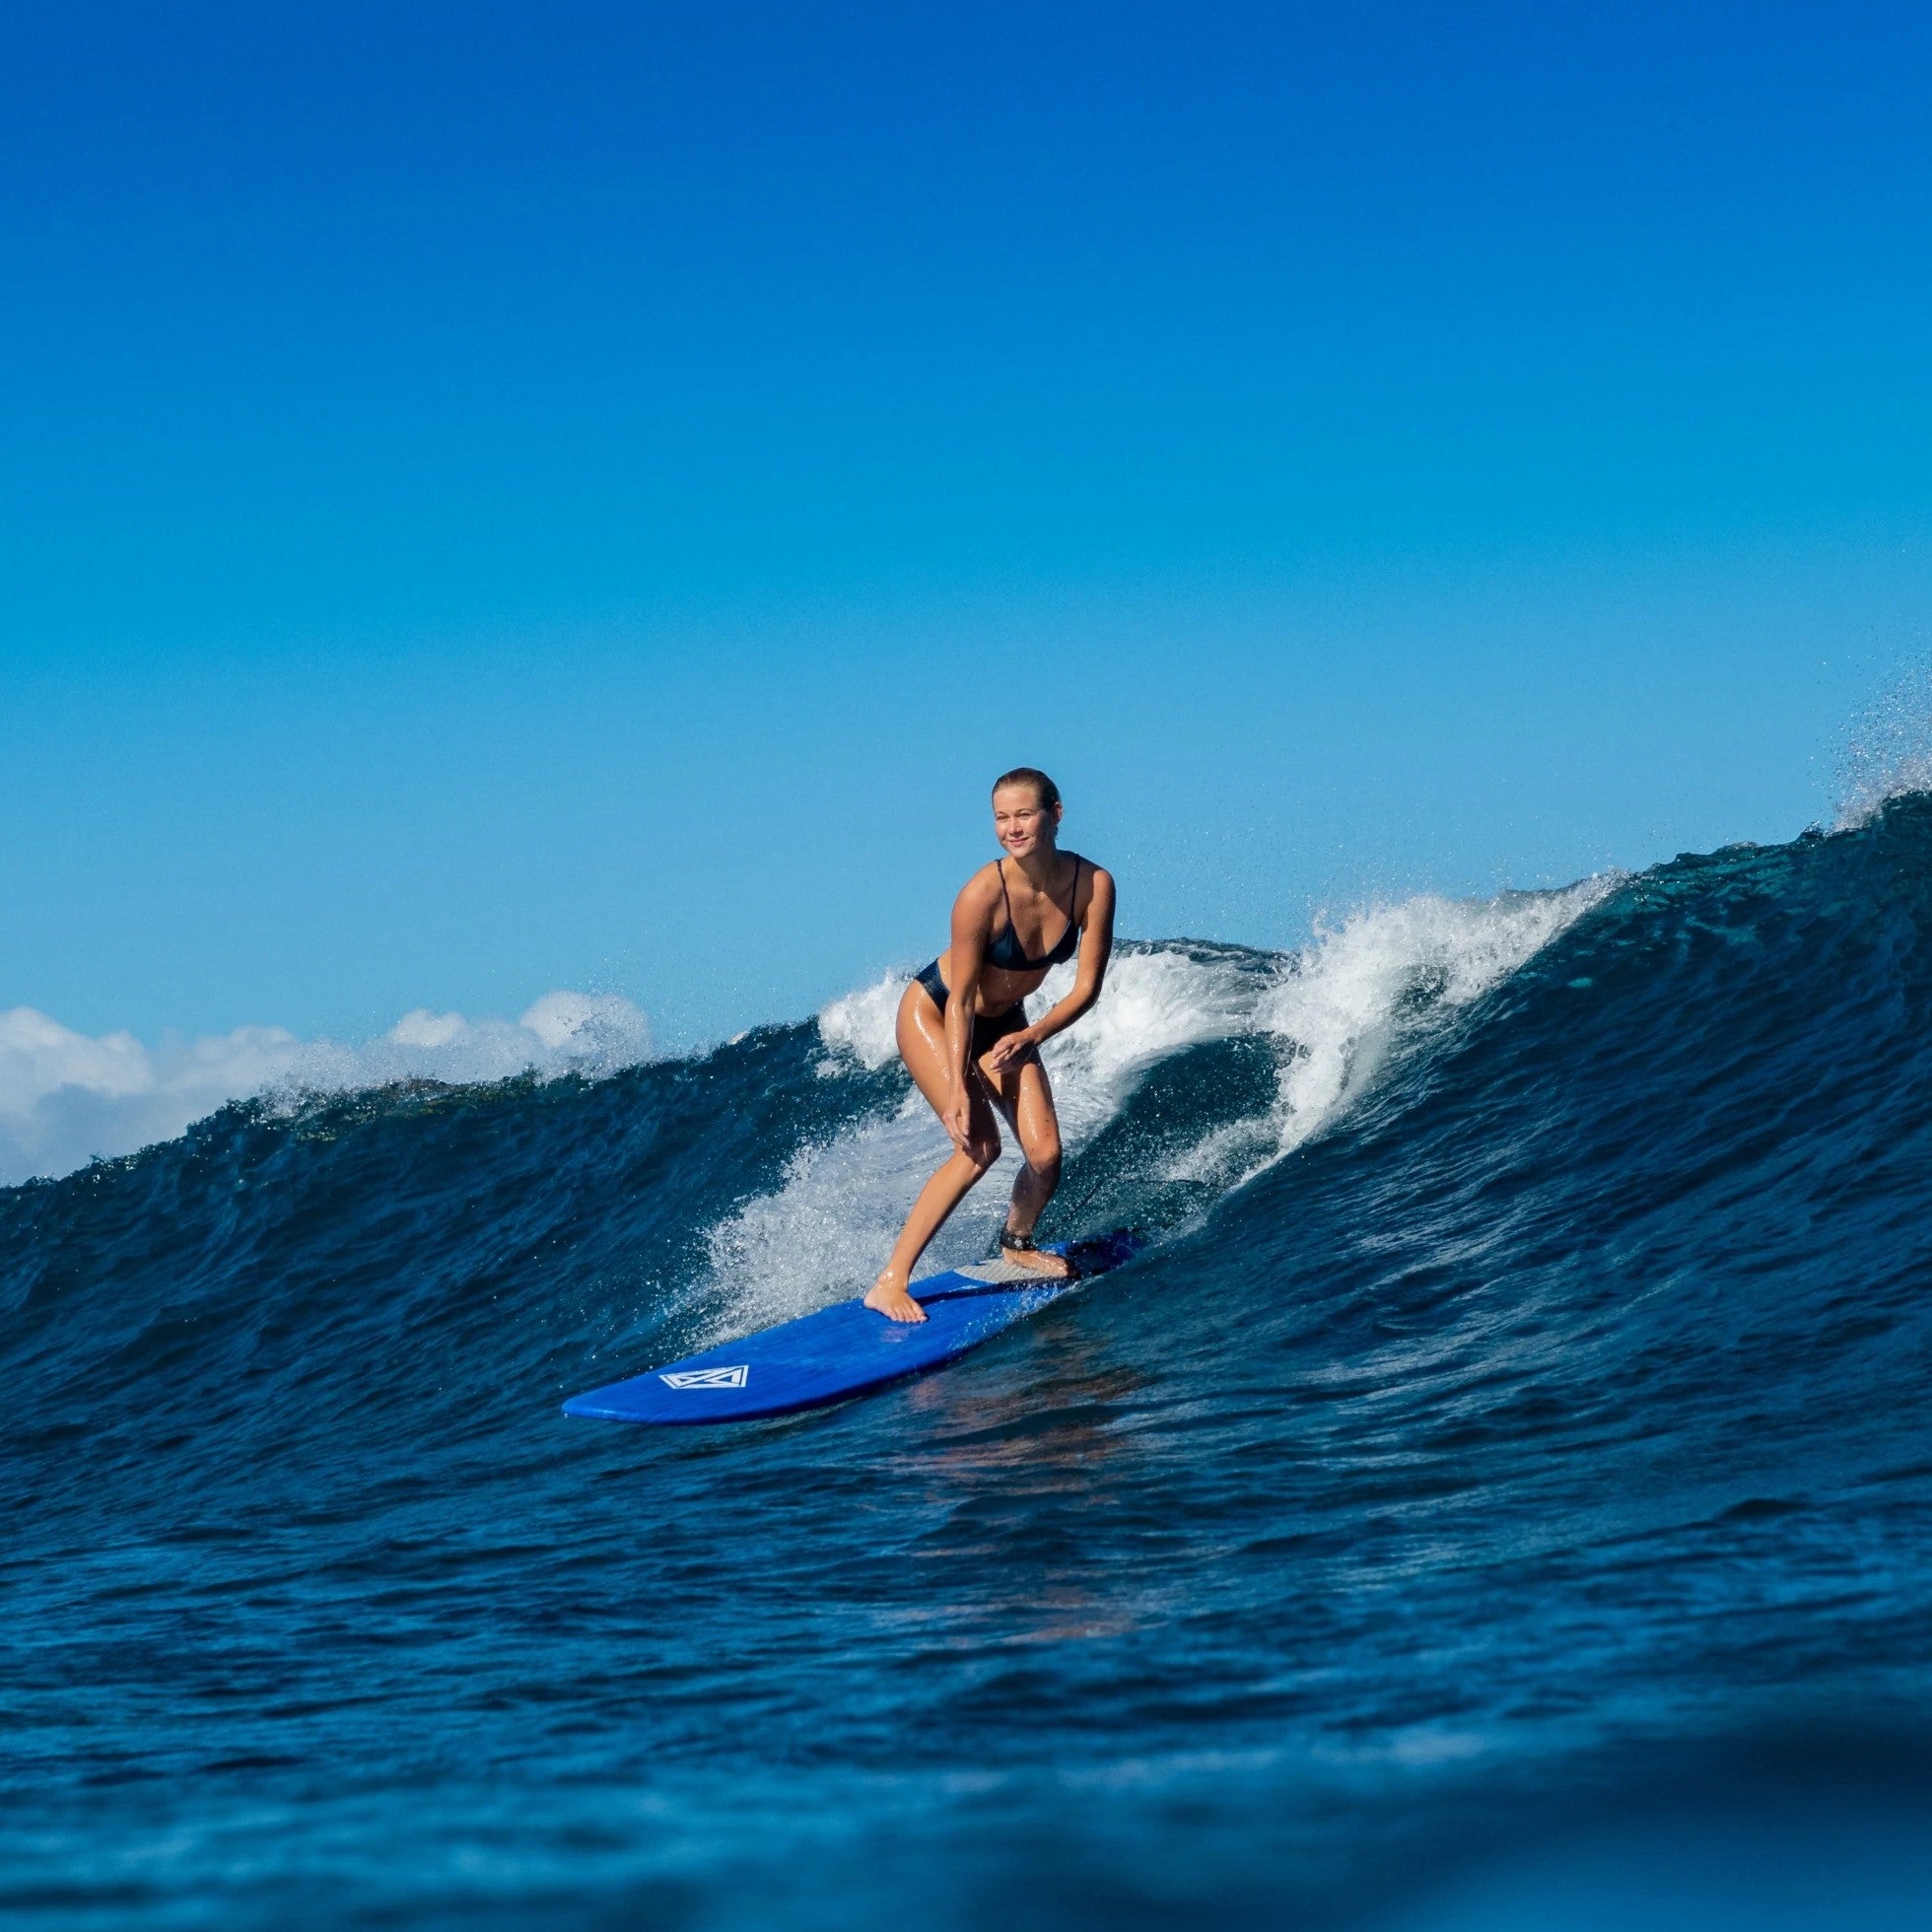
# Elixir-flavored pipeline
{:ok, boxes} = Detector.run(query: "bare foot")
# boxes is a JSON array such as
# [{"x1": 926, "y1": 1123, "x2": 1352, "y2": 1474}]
[
  {"x1": 1000, "y1": 1236, "x2": 1070, "y2": 1278},
  {"x1": 864, "y1": 1272, "x2": 928, "y2": 1323}
]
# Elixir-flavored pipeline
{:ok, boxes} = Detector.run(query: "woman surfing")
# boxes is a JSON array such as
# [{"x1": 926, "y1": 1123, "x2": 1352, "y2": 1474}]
[{"x1": 865, "y1": 768, "x2": 1117, "y2": 1323}]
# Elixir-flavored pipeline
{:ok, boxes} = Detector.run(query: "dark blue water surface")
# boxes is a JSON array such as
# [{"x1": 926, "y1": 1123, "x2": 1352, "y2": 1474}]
[{"x1": 9, "y1": 801, "x2": 1932, "y2": 1928}]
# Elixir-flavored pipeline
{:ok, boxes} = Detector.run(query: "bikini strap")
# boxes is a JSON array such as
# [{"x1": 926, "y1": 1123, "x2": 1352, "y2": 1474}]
[{"x1": 998, "y1": 858, "x2": 1014, "y2": 928}]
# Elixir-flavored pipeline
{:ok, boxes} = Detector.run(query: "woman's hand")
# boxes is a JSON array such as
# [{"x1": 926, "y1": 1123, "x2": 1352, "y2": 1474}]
[
  {"x1": 982, "y1": 1028, "x2": 1038, "y2": 1075},
  {"x1": 940, "y1": 1084, "x2": 976, "y2": 1151}
]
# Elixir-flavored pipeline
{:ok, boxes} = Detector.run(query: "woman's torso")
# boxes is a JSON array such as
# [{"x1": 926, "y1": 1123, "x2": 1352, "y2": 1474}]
[{"x1": 933, "y1": 853, "x2": 1087, "y2": 1015}]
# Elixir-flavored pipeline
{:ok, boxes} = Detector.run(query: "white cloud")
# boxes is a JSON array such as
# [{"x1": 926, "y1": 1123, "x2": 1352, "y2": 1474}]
[{"x1": 0, "y1": 993, "x2": 652, "y2": 1188}]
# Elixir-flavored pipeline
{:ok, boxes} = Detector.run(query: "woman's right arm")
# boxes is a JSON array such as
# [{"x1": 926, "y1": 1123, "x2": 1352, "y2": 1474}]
[{"x1": 939, "y1": 873, "x2": 994, "y2": 1148}]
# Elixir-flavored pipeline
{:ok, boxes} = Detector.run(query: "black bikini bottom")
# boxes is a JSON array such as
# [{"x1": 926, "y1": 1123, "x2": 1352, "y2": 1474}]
[{"x1": 915, "y1": 960, "x2": 1031, "y2": 1059}]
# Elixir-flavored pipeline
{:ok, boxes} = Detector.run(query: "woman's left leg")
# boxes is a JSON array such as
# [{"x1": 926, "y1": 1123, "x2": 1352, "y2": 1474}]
[{"x1": 978, "y1": 1049, "x2": 1070, "y2": 1278}]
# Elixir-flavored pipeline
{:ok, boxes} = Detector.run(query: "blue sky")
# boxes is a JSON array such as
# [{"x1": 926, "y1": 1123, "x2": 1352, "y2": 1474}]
[{"x1": 4, "y1": 2, "x2": 1930, "y2": 1046}]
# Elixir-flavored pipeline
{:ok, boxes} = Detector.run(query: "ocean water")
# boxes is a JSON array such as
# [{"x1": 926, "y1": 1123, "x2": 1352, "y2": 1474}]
[{"x1": 9, "y1": 798, "x2": 1932, "y2": 1927}]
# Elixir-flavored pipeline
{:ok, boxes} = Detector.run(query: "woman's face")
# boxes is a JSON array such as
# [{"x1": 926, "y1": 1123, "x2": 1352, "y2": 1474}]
[{"x1": 992, "y1": 786, "x2": 1061, "y2": 859}]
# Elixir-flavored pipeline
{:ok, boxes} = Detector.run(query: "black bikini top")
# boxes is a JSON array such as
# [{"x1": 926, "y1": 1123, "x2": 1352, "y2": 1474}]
[{"x1": 987, "y1": 856, "x2": 1082, "y2": 972}]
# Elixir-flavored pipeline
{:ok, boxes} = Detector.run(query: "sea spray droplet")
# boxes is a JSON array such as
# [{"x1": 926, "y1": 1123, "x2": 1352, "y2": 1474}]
[{"x1": 1834, "y1": 656, "x2": 1932, "y2": 829}]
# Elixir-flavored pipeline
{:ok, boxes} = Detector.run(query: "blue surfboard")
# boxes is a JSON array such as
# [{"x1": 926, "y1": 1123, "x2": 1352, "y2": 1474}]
[{"x1": 563, "y1": 1229, "x2": 1142, "y2": 1425}]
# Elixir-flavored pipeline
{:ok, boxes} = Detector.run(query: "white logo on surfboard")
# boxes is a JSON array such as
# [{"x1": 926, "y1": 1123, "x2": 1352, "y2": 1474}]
[{"x1": 660, "y1": 1365, "x2": 749, "y2": 1391}]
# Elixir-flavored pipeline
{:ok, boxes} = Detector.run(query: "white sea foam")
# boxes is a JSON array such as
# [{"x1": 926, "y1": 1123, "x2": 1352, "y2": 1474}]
[
  {"x1": 1174, "y1": 881, "x2": 1610, "y2": 1191},
  {"x1": 815, "y1": 971, "x2": 909, "y2": 1071},
  {"x1": 0, "y1": 993, "x2": 652, "y2": 1188},
  {"x1": 703, "y1": 880, "x2": 1610, "y2": 1331}
]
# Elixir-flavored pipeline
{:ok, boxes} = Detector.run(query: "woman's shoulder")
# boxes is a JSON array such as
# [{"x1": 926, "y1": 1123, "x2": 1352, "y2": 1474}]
[
  {"x1": 954, "y1": 862, "x2": 1007, "y2": 908},
  {"x1": 1071, "y1": 859, "x2": 1115, "y2": 930}
]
